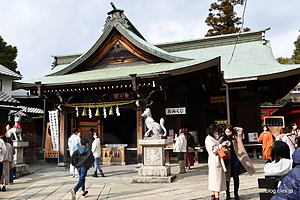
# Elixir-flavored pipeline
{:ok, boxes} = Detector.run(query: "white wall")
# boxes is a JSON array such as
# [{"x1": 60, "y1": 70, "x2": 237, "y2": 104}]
[{"x1": 0, "y1": 75, "x2": 13, "y2": 95}]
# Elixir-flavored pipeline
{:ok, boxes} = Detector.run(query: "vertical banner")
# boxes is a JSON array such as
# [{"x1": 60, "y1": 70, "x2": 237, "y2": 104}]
[{"x1": 49, "y1": 110, "x2": 59, "y2": 151}]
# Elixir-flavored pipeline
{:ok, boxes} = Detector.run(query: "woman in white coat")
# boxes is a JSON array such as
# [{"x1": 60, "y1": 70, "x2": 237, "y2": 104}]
[
  {"x1": 0, "y1": 135, "x2": 12, "y2": 191},
  {"x1": 0, "y1": 138, "x2": 7, "y2": 181},
  {"x1": 91, "y1": 132, "x2": 105, "y2": 177},
  {"x1": 205, "y1": 124, "x2": 229, "y2": 200},
  {"x1": 173, "y1": 128, "x2": 187, "y2": 174}
]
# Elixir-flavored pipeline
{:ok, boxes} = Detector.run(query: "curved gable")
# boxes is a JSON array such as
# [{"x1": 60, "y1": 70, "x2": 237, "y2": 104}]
[{"x1": 47, "y1": 6, "x2": 189, "y2": 77}]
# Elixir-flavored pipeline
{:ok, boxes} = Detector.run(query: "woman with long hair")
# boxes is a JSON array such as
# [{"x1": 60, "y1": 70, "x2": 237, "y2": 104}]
[
  {"x1": 219, "y1": 124, "x2": 255, "y2": 200},
  {"x1": 205, "y1": 124, "x2": 229, "y2": 200}
]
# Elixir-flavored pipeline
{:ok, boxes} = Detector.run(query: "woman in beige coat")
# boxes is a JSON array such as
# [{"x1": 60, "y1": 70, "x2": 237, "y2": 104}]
[
  {"x1": 173, "y1": 128, "x2": 188, "y2": 174},
  {"x1": 219, "y1": 124, "x2": 255, "y2": 200},
  {"x1": 0, "y1": 135, "x2": 12, "y2": 192},
  {"x1": 205, "y1": 124, "x2": 229, "y2": 200}
]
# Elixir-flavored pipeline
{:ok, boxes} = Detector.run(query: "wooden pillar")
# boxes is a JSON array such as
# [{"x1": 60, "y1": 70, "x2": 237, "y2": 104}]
[
  {"x1": 58, "y1": 110, "x2": 68, "y2": 167},
  {"x1": 42, "y1": 99, "x2": 47, "y2": 151},
  {"x1": 136, "y1": 106, "x2": 143, "y2": 163},
  {"x1": 97, "y1": 117, "x2": 104, "y2": 145}
]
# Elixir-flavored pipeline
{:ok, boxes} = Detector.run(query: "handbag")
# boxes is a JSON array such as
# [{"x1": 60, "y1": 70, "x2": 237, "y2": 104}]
[
  {"x1": 218, "y1": 147, "x2": 230, "y2": 159},
  {"x1": 9, "y1": 161, "x2": 15, "y2": 170},
  {"x1": 187, "y1": 147, "x2": 195, "y2": 153}
]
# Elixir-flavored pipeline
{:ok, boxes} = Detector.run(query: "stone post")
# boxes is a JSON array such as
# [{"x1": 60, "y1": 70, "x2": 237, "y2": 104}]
[
  {"x1": 132, "y1": 139, "x2": 176, "y2": 183},
  {"x1": 13, "y1": 141, "x2": 29, "y2": 164}
]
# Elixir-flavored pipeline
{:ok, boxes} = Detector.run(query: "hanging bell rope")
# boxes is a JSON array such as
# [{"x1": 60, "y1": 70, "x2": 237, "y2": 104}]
[{"x1": 63, "y1": 99, "x2": 143, "y2": 108}]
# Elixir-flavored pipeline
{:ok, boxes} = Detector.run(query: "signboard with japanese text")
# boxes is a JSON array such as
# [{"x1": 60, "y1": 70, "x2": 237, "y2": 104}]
[
  {"x1": 210, "y1": 96, "x2": 226, "y2": 104},
  {"x1": 165, "y1": 107, "x2": 186, "y2": 115},
  {"x1": 49, "y1": 110, "x2": 59, "y2": 151}
]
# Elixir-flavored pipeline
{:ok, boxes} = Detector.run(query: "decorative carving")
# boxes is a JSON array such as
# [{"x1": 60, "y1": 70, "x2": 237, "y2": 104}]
[
  {"x1": 141, "y1": 108, "x2": 167, "y2": 139},
  {"x1": 110, "y1": 42, "x2": 126, "y2": 54},
  {"x1": 145, "y1": 147, "x2": 161, "y2": 164},
  {"x1": 103, "y1": 3, "x2": 130, "y2": 31}
]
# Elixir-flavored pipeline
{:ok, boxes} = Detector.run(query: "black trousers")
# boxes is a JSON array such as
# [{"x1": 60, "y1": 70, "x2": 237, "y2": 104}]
[{"x1": 177, "y1": 152, "x2": 185, "y2": 161}]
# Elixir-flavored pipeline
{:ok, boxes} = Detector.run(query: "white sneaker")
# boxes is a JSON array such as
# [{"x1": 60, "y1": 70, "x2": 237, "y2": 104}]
[
  {"x1": 70, "y1": 174, "x2": 74, "y2": 178},
  {"x1": 70, "y1": 189, "x2": 76, "y2": 200}
]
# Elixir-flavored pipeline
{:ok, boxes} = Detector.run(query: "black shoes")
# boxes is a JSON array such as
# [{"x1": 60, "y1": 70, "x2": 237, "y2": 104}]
[
  {"x1": 2, "y1": 186, "x2": 6, "y2": 192},
  {"x1": 99, "y1": 170, "x2": 105, "y2": 177},
  {"x1": 92, "y1": 171, "x2": 98, "y2": 178},
  {"x1": 82, "y1": 191, "x2": 88, "y2": 197}
]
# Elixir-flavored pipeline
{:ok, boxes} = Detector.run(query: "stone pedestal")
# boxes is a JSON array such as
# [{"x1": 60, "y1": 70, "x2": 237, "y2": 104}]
[
  {"x1": 13, "y1": 141, "x2": 29, "y2": 164},
  {"x1": 132, "y1": 139, "x2": 176, "y2": 183}
]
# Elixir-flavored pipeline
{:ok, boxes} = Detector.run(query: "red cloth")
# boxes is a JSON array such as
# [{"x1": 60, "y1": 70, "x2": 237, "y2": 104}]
[
  {"x1": 184, "y1": 152, "x2": 194, "y2": 167},
  {"x1": 13, "y1": 124, "x2": 22, "y2": 129}
]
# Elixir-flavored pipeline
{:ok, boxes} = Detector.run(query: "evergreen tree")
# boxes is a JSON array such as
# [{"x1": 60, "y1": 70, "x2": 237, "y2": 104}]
[
  {"x1": 292, "y1": 30, "x2": 300, "y2": 64},
  {"x1": 205, "y1": 0, "x2": 250, "y2": 37},
  {"x1": 276, "y1": 30, "x2": 300, "y2": 65},
  {"x1": 276, "y1": 57, "x2": 292, "y2": 64},
  {"x1": 0, "y1": 35, "x2": 19, "y2": 73}
]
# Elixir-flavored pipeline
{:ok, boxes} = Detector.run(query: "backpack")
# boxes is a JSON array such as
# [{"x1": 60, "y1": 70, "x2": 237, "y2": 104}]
[{"x1": 71, "y1": 150, "x2": 79, "y2": 166}]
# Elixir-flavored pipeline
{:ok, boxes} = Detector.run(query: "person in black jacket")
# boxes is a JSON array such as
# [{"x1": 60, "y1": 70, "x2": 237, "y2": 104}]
[
  {"x1": 87, "y1": 128, "x2": 95, "y2": 149},
  {"x1": 70, "y1": 138, "x2": 94, "y2": 200},
  {"x1": 184, "y1": 131, "x2": 196, "y2": 170}
]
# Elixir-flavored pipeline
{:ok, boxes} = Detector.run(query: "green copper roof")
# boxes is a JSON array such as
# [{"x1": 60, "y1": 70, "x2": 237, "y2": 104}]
[{"x1": 16, "y1": 57, "x2": 215, "y2": 85}]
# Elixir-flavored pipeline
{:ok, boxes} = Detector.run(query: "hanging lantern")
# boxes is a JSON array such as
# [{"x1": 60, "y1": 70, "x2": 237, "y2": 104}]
[
  {"x1": 95, "y1": 107, "x2": 101, "y2": 116},
  {"x1": 103, "y1": 107, "x2": 107, "y2": 118},
  {"x1": 82, "y1": 107, "x2": 87, "y2": 116},
  {"x1": 116, "y1": 105, "x2": 120, "y2": 116},
  {"x1": 109, "y1": 106, "x2": 114, "y2": 115}
]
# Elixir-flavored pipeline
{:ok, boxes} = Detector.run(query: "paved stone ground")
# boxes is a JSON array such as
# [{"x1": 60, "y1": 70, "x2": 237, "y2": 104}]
[{"x1": 1, "y1": 159, "x2": 265, "y2": 200}]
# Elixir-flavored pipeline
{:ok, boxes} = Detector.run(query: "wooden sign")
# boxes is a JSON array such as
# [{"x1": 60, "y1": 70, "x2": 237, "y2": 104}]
[
  {"x1": 210, "y1": 96, "x2": 226, "y2": 104},
  {"x1": 165, "y1": 107, "x2": 186, "y2": 115}
]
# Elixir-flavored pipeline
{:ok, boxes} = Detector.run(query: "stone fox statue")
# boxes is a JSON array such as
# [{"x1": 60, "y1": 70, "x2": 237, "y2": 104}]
[
  {"x1": 141, "y1": 108, "x2": 167, "y2": 138},
  {"x1": 6, "y1": 116, "x2": 22, "y2": 141}
]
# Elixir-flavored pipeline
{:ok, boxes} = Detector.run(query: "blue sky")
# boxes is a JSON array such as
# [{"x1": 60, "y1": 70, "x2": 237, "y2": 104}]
[{"x1": 0, "y1": 0, "x2": 299, "y2": 79}]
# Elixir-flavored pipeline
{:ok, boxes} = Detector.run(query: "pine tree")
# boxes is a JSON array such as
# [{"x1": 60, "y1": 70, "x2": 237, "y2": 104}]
[
  {"x1": 0, "y1": 35, "x2": 19, "y2": 73},
  {"x1": 292, "y1": 30, "x2": 300, "y2": 64},
  {"x1": 205, "y1": 0, "x2": 250, "y2": 37},
  {"x1": 276, "y1": 57, "x2": 292, "y2": 64}
]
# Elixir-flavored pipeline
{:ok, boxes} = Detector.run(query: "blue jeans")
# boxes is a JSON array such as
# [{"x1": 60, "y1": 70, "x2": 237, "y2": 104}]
[
  {"x1": 231, "y1": 156, "x2": 241, "y2": 192},
  {"x1": 74, "y1": 167, "x2": 88, "y2": 191},
  {"x1": 93, "y1": 157, "x2": 102, "y2": 171},
  {"x1": 9, "y1": 168, "x2": 14, "y2": 183}
]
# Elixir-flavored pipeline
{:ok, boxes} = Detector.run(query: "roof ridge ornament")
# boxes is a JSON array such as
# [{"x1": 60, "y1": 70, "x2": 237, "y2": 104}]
[{"x1": 104, "y1": 2, "x2": 129, "y2": 31}]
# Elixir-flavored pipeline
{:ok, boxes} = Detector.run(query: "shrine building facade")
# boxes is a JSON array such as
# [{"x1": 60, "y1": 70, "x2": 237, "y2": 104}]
[{"x1": 15, "y1": 4, "x2": 300, "y2": 164}]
